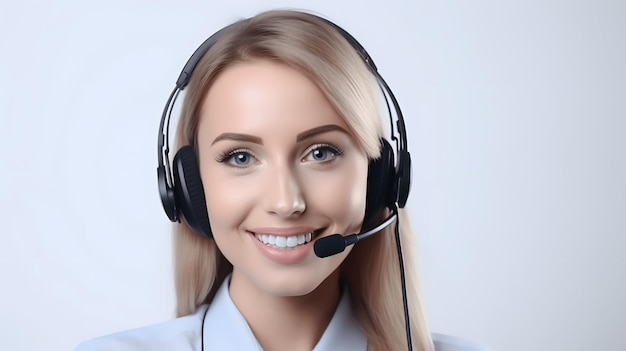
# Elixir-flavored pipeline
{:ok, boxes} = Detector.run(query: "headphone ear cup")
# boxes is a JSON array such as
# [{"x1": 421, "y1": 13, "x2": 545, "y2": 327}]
[
  {"x1": 396, "y1": 149, "x2": 411, "y2": 208},
  {"x1": 364, "y1": 139, "x2": 396, "y2": 227},
  {"x1": 157, "y1": 165, "x2": 178, "y2": 222},
  {"x1": 172, "y1": 146, "x2": 212, "y2": 238}
]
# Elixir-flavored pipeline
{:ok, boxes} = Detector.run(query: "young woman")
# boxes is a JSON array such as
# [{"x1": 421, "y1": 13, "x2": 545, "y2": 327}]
[{"x1": 78, "y1": 10, "x2": 488, "y2": 351}]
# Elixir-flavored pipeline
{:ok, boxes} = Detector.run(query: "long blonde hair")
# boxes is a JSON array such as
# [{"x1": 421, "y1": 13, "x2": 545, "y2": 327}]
[{"x1": 172, "y1": 10, "x2": 433, "y2": 351}]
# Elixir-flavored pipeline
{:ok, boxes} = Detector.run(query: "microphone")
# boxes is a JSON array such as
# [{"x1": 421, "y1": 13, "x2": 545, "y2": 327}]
[{"x1": 314, "y1": 212, "x2": 398, "y2": 258}]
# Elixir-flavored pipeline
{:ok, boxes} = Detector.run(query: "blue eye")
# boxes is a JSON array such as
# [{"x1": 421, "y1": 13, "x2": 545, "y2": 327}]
[
  {"x1": 231, "y1": 152, "x2": 251, "y2": 165},
  {"x1": 303, "y1": 144, "x2": 343, "y2": 163},
  {"x1": 217, "y1": 149, "x2": 255, "y2": 167}
]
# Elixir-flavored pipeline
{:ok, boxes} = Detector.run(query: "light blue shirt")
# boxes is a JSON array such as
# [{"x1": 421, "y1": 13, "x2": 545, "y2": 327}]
[{"x1": 77, "y1": 279, "x2": 489, "y2": 350}]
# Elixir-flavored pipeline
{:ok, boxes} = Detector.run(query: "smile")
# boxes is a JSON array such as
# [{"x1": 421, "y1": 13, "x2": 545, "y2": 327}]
[{"x1": 253, "y1": 232, "x2": 313, "y2": 249}]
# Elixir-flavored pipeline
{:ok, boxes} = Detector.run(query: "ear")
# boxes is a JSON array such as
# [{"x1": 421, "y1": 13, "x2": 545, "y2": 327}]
[{"x1": 172, "y1": 146, "x2": 213, "y2": 238}]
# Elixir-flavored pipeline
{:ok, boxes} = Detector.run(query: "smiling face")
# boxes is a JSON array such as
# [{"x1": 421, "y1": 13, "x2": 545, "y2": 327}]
[{"x1": 196, "y1": 60, "x2": 369, "y2": 297}]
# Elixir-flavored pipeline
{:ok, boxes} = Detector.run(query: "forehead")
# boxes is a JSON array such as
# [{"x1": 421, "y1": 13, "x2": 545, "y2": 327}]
[{"x1": 197, "y1": 60, "x2": 351, "y2": 140}]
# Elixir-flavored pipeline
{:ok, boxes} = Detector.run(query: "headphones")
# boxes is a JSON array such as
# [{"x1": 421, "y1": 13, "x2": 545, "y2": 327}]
[{"x1": 157, "y1": 14, "x2": 412, "y2": 239}]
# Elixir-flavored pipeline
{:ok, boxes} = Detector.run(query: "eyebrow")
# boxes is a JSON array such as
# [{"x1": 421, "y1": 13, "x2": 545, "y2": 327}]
[
  {"x1": 211, "y1": 124, "x2": 349, "y2": 146},
  {"x1": 296, "y1": 124, "x2": 350, "y2": 142},
  {"x1": 211, "y1": 133, "x2": 263, "y2": 146}
]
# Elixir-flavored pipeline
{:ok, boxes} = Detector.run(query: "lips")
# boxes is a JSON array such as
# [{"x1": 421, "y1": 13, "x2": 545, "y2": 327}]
[{"x1": 247, "y1": 228, "x2": 324, "y2": 264}]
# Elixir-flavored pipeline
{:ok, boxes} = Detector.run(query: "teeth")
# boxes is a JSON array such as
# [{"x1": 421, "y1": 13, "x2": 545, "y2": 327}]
[{"x1": 254, "y1": 232, "x2": 313, "y2": 249}]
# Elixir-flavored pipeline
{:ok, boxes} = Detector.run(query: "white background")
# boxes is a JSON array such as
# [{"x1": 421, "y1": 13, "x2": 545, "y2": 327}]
[{"x1": 1, "y1": 0, "x2": 624, "y2": 350}]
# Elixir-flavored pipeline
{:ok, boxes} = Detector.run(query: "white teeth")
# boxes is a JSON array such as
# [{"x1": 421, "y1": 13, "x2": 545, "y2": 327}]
[
  {"x1": 275, "y1": 236, "x2": 287, "y2": 247},
  {"x1": 254, "y1": 232, "x2": 314, "y2": 249}
]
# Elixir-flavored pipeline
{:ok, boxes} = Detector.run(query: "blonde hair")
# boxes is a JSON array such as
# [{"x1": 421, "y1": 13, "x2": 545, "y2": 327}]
[{"x1": 172, "y1": 10, "x2": 433, "y2": 351}]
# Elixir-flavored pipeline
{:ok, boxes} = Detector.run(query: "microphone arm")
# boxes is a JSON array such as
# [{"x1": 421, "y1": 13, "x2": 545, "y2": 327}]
[{"x1": 314, "y1": 211, "x2": 398, "y2": 258}]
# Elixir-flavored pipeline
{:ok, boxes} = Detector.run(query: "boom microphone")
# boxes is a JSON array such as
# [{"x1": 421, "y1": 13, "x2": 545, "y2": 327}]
[{"x1": 314, "y1": 212, "x2": 398, "y2": 258}]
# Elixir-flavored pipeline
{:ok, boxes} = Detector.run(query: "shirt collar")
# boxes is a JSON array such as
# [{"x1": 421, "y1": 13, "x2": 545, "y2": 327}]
[{"x1": 202, "y1": 276, "x2": 367, "y2": 350}]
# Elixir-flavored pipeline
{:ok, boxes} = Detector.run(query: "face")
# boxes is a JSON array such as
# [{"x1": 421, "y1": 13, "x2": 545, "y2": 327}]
[{"x1": 196, "y1": 60, "x2": 369, "y2": 297}]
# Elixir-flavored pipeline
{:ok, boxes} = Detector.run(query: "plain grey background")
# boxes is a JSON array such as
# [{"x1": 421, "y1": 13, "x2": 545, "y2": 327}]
[{"x1": 1, "y1": 0, "x2": 624, "y2": 350}]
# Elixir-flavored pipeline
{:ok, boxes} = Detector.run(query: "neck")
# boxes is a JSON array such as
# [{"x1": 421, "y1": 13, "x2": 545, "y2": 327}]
[{"x1": 229, "y1": 270, "x2": 341, "y2": 351}]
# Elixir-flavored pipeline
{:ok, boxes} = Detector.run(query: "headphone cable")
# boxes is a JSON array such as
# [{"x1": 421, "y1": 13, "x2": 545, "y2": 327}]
[{"x1": 394, "y1": 211, "x2": 414, "y2": 350}]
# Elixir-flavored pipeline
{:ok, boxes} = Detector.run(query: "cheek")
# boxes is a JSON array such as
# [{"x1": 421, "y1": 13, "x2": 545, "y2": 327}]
[
  {"x1": 303, "y1": 157, "x2": 369, "y2": 230},
  {"x1": 200, "y1": 166, "x2": 254, "y2": 236}
]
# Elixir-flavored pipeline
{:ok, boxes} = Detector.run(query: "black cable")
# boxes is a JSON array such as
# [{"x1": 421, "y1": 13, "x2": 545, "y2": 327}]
[
  {"x1": 201, "y1": 305, "x2": 209, "y2": 351},
  {"x1": 394, "y1": 211, "x2": 413, "y2": 351}
]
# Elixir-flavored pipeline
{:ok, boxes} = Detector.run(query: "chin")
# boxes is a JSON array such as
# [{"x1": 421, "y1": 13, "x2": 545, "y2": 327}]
[
  {"x1": 264, "y1": 274, "x2": 325, "y2": 296},
  {"x1": 251, "y1": 267, "x2": 343, "y2": 298}
]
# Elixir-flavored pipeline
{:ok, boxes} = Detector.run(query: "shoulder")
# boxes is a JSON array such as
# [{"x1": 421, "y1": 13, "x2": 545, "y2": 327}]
[
  {"x1": 75, "y1": 305, "x2": 209, "y2": 351},
  {"x1": 432, "y1": 333, "x2": 492, "y2": 351}
]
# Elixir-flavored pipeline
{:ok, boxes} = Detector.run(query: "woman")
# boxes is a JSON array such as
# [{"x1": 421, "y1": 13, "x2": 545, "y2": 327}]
[{"x1": 78, "y1": 10, "x2": 488, "y2": 351}]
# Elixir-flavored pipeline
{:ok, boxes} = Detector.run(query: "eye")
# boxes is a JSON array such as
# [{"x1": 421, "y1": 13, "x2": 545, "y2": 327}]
[
  {"x1": 217, "y1": 148, "x2": 256, "y2": 167},
  {"x1": 302, "y1": 144, "x2": 343, "y2": 163}
]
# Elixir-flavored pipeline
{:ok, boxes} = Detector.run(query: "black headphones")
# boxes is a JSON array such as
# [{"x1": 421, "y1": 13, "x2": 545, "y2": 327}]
[{"x1": 157, "y1": 14, "x2": 412, "y2": 239}]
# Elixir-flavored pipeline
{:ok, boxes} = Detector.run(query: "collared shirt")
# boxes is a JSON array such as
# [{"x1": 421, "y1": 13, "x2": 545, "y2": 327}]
[
  {"x1": 76, "y1": 279, "x2": 489, "y2": 351},
  {"x1": 202, "y1": 277, "x2": 367, "y2": 350}
]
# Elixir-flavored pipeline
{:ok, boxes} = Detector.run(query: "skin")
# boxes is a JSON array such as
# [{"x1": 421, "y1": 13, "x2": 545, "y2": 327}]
[{"x1": 196, "y1": 60, "x2": 369, "y2": 351}]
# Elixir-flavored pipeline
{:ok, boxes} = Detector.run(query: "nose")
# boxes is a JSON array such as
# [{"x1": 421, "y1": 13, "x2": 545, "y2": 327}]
[{"x1": 263, "y1": 164, "x2": 306, "y2": 218}]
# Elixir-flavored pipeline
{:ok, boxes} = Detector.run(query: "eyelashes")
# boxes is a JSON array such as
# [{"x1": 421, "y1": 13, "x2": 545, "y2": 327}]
[
  {"x1": 301, "y1": 143, "x2": 344, "y2": 163},
  {"x1": 216, "y1": 148, "x2": 256, "y2": 167}
]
